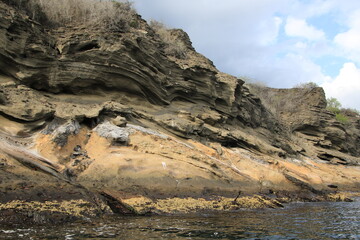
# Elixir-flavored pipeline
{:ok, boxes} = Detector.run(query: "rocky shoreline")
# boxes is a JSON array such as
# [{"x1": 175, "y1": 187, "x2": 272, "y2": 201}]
[
  {"x1": 0, "y1": 0, "x2": 359, "y2": 226},
  {"x1": 0, "y1": 119, "x2": 358, "y2": 225},
  {"x1": 0, "y1": 190, "x2": 357, "y2": 226}
]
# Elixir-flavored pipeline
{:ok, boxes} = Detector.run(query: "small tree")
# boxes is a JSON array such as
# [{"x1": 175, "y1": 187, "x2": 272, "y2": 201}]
[
  {"x1": 326, "y1": 97, "x2": 350, "y2": 124},
  {"x1": 327, "y1": 97, "x2": 341, "y2": 114}
]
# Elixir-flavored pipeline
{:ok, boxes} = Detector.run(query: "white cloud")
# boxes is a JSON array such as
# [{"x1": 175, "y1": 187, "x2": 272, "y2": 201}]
[
  {"x1": 322, "y1": 62, "x2": 360, "y2": 109},
  {"x1": 334, "y1": 10, "x2": 360, "y2": 64},
  {"x1": 295, "y1": 41, "x2": 307, "y2": 49},
  {"x1": 257, "y1": 16, "x2": 283, "y2": 45},
  {"x1": 228, "y1": 53, "x2": 329, "y2": 88},
  {"x1": 285, "y1": 17, "x2": 325, "y2": 40},
  {"x1": 334, "y1": 29, "x2": 360, "y2": 50}
]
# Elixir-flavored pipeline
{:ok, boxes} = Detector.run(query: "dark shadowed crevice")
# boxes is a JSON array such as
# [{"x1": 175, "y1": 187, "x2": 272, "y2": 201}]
[{"x1": 76, "y1": 41, "x2": 100, "y2": 52}]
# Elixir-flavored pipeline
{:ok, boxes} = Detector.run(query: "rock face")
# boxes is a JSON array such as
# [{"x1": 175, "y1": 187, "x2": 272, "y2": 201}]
[
  {"x1": 249, "y1": 85, "x2": 360, "y2": 165},
  {"x1": 0, "y1": 0, "x2": 359, "y2": 221},
  {"x1": 0, "y1": 0, "x2": 284, "y2": 154}
]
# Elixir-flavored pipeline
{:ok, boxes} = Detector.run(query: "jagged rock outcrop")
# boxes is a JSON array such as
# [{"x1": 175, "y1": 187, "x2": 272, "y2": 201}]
[
  {"x1": 248, "y1": 84, "x2": 360, "y2": 165},
  {"x1": 0, "y1": 0, "x2": 359, "y2": 222}
]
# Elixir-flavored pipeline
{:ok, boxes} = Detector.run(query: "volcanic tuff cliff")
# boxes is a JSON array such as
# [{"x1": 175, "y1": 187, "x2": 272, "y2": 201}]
[{"x1": 0, "y1": 0, "x2": 359, "y2": 222}]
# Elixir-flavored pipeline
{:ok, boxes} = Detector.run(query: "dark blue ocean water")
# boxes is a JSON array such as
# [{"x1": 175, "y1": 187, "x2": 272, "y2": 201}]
[{"x1": 1, "y1": 199, "x2": 360, "y2": 239}]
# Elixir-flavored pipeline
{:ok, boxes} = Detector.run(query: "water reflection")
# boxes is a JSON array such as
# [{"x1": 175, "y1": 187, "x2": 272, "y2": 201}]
[{"x1": 1, "y1": 201, "x2": 360, "y2": 239}]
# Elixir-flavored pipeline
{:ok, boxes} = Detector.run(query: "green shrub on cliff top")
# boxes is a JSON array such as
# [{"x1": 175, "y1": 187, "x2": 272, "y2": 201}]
[
  {"x1": 326, "y1": 97, "x2": 360, "y2": 124},
  {"x1": 335, "y1": 113, "x2": 348, "y2": 124},
  {"x1": 326, "y1": 97, "x2": 341, "y2": 114},
  {"x1": 6, "y1": 0, "x2": 136, "y2": 32}
]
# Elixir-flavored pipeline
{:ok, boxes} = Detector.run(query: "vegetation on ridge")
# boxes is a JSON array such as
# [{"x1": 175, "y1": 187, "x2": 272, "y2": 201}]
[
  {"x1": 3, "y1": 0, "x2": 137, "y2": 32},
  {"x1": 294, "y1": 82, "x2": 319, "y2": 89},
  {"x1": 326, "y1": 97, "x2": 359, "y2": 124},
  {"x1": 4, "y1": 0, "x2": 188, "y2": 58},
  {"x1": 149, "y1": 20, "x2": 188, "y2": 58}
]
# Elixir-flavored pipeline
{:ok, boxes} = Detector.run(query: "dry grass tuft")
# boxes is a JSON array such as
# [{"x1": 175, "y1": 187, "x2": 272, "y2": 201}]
[{"x1": 149, "y1": 20, "x2": 188, "y2": 58}]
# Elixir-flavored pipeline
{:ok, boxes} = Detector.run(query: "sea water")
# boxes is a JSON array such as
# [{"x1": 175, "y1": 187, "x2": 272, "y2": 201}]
[{"x1": 1, "y1": 199, "x2": 359, "y2": 239}]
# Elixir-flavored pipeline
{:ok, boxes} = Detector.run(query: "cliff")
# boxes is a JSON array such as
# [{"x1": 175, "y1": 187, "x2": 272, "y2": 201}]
[{"x1": 0, "y1": 0, "x2": 359, "y2": 223}]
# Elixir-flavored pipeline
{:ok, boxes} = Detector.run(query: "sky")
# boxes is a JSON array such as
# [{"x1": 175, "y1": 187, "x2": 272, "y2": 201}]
[{"x1": 132, "y1": 0, "x2": 360, "y2": 110}]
